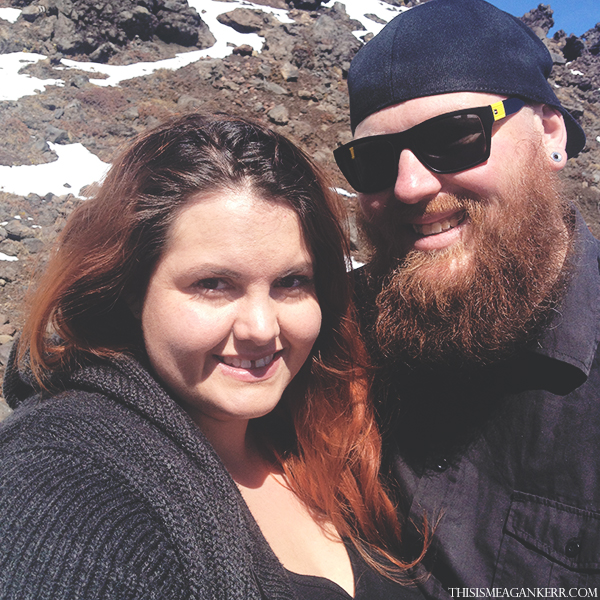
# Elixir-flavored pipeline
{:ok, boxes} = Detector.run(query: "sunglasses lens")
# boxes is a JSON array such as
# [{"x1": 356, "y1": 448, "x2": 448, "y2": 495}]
[
  {"x1": 417, "y1": 113, "x2": 488, "y2": 173},
  {"x1": 335, "y1": 112, "x2": 491, "y2": 193},
  {"x1": 335, "y1": 139, "x2": 399, "y2": 193}
]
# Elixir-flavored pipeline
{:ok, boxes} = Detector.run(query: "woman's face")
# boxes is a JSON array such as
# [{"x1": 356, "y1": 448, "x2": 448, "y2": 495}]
[{"x1": 141, "y1": 189, "x2": 322, "y2": 430}]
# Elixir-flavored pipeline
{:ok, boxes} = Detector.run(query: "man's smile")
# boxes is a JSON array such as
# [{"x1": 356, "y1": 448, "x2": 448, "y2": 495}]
[{"x1": 411, "y1": 213, "x2": 465, "y2": 237}]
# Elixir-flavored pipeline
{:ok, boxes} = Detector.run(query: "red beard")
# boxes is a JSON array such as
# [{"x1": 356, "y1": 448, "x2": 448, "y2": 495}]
[{"x1": 360, "y1": 150, "x2": 573, "y2": 368}]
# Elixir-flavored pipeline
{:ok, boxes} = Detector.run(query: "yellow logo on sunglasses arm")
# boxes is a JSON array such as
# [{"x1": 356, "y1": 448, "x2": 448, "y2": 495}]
[{"x1": 491, "y1": 100, "x2": 506, "y2": 121}]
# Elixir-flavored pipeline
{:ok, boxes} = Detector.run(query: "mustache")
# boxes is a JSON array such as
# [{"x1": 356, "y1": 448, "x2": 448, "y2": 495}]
[{"x1": 377, "y1": 193, "x2": 479, "y2": 222}]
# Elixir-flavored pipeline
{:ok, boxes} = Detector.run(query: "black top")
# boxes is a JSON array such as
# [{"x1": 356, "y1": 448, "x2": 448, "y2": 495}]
[
  {"x1": 355, "y1": 210, "x2": 600, "y2": 595},
  {"x1": 287, "y1": 543, "x2": 423, "y2": 600}
]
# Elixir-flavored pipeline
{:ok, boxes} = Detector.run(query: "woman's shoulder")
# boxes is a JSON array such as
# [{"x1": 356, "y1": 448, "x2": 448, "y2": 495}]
[
  {"x1": 1, "y1": 351, "x2": 182, "y2": 458},
  {"x1": 0, "y1": 384, "x2": 262, "y2": 599},
  {"x1": 0, "y1": 385, "x2": 145, "y2": 456},
  {"x1": 0, "y1": 357, "x2": 275, "y2": 600},
  {"x1": 0, "y1": 387, "x2": 170, "y2": 525},
  {"x1": 0, "y1": 388, "x2": 196, "y2": 599},
  {"x1": 0, "y1": 421, "x2": 190, "y2": 599}
]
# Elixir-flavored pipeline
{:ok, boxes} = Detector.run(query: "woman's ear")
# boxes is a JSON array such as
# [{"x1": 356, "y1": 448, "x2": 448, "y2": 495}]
[
  {"x1": 126, "y1": 294, "x2": 143, "y2": 321},
  {"x1": 539, "y1": 104, "x2": 568, "y2": 171}
]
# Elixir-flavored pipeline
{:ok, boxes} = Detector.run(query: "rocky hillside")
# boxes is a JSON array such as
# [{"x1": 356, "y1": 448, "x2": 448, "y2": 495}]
[{"x1": 0, "y1": 0, "x2": 599, "y2": 415}]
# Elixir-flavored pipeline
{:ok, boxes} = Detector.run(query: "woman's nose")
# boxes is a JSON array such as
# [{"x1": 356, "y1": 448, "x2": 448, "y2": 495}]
[{"x1": 233, "y1": 294, "x2": 280, "y2": 346}]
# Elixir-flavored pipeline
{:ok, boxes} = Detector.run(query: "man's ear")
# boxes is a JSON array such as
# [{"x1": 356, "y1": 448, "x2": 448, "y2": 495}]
[{"x1": 539, "y1": 104, "x2": 568, "y2": 171}]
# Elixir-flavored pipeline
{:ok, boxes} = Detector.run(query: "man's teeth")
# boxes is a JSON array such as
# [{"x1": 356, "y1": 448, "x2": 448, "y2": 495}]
[
  {"x1": 222, "y1": 354, "x2": 274, "y2": 369},
  {"x1": 412, "y1": 217, "x2": 460, "y2": 236}
]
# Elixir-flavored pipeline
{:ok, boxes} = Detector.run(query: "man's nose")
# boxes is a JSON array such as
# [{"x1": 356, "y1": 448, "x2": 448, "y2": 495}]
[{"x1": 393, "y1": 149, "x2": 443, "y2": 205}]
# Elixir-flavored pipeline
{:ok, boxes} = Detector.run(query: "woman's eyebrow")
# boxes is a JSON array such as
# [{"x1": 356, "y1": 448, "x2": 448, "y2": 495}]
[
  {"x1": 180, "y1": 265, "x2": 242, "y2": 279},
  {"x1": 278, "y1": 262, "x2": 314, "y2": 277}
]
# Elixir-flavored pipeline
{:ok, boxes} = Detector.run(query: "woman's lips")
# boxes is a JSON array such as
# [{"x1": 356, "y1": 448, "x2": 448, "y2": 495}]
[{"x1": 216, "y1": 351, "x2": 283, "y2": 381}]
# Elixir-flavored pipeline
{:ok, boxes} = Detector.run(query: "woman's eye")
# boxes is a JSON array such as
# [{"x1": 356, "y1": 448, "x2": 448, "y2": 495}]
[
  {"x1": 276, "y1": 275, "x2": 313, "y2": 289},
  {"x1": 195, "y1": 278, "x2": 226, "y2": 291}
]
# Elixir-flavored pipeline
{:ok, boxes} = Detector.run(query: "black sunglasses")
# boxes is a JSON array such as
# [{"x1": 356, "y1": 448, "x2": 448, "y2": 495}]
[{"x1": 334, "y1": 97, "x2": 526, "y2": 194}]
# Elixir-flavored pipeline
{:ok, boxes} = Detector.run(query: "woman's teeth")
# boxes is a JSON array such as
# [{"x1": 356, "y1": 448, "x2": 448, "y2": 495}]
[
  {"x1": 412, "y1": 216, "x2": 460, "y2": 237},
  {"x1": 222, "y1": 354, "x2": 274, "y2": 369}
]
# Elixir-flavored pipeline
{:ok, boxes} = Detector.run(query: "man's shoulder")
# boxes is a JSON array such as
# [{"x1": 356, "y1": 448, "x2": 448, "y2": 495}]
[{"x1": 534, "y1": 213, "x2": 600, "y2": 377}]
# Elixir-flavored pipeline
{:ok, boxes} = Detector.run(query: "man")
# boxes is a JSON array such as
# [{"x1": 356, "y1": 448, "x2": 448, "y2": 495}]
[{"x1": 334, "y1": 0, "x2": 600, "y2": 593}]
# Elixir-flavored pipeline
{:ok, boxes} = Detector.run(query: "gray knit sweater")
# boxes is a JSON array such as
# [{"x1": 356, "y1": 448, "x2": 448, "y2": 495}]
[{"x1": 0, "y1": 348, "x2": 297, "y2": 599}]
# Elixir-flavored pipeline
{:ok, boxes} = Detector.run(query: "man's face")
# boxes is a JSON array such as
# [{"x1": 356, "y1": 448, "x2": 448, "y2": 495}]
[
  {"x1": 354, "y1": 92, "x2": 572, "y2": 366},
  {"x1": 355, "y1": 92, "x2": 563, "y2": 273}
]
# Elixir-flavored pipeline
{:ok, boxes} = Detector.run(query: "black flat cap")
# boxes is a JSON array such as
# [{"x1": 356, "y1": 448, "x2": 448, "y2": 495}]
[{"x1": 348, "y1": 0, "x2": 585, "y2": 158}]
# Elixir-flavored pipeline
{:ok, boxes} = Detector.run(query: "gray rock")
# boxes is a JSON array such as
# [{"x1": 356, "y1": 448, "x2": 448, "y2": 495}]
[
  {"x1": 290, "y1": 119, "x2": 313, "y2": 139},
  {"x1": 45, "y1": 125, "x2": 69, "y2": 144},
  {"x1": 256, "y1": 63, "x2": 272, "y2": 79},
  {"x1": 267, "y1": 104, "x2": 290, "y2": 125},
  {"x1": 0, "y1": 323, "x2": 16, "y2": 336},
  {"x1": 70, "y1": 74, "x2": 89, "y2": 88},
  {"x1": 64, "y1": 99, "x2": 83, "y2": 116},
  {"x1": 177, "y1": 95, "x2": 203, "y2": 110},
  {"x1": 280, "y1": 62, "x2": 299, "y2": 81},
  {"x1": 106, "y1": 123, "x2": 137, "y2": 137},
  {"x1": 550, "y1": 50, "x2": 567, "y2": 65},
  {"x1": 563, "y1": 35, "x2": 585, "y2": 61},
  {"x1": 118, "y1": 6, "x2": 158, "y2": 41},
  {"x1": 36, "y1": 206, "x2": 60, "y2": 227},
  {"x1": 21, "y1": 4, "x2": 47, "y2": 22},
  {"x1": 232, "y1": 44, "x2": 253, "y2": 57},
  {"x1": 23, "y1": 238, "x2": 45, "y2": 254},
  {"x1": 89, "y1": 42, "x2": 119, "y2": 62},
  {"x1": 286, "y1": 0, "x2": 323, "y2": 9},
  {"x1": 155, "y1": 0, "x2": 210, "y2": 47},
  {"x1": 40, "y1": 99, "x2": 58, "y2": 111},
  {"x1": 310, "y1": 15, "x2": 361, "y2": 67},
  {"x1": 217, "y1": 8, "x2": 265, "y2": 34},
  {"x1": 121, "y1": 106, "x2": 140, "y2": 120},
  {"x1": 520, "y1": 4, "x2": 554, "y2": 39},
  {"x1": 38, "y1": 13, "x2": 58, "y2": 40},
  {"x1": 53, "y1": 12, "x2": 83, "y2": 53},
  {"x1": 255, "y1": 80, "x2": 291, "y2": 96},
  {"x1": 33, "y1": 137, "x2": 50, "y2": 152},
  {"x1": 0, "y1": 239, "x2": 23, "y2": 257},
  {"x1": 5, "y1": 220, "x2": 35, "y2": 241},
  {"x1": 0, "y1": 262, "x2": 19, "y2": 283}
]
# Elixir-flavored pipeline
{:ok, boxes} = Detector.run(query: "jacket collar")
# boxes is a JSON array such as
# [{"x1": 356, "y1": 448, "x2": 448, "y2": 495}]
[{"x1": 533, "y1": 209, "x2": 600, "y2": 379}]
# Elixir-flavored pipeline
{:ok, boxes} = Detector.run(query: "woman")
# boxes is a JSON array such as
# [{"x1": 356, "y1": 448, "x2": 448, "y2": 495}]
[{"x1": 0, "y1": 114, "x2": 426, "y2": 599}]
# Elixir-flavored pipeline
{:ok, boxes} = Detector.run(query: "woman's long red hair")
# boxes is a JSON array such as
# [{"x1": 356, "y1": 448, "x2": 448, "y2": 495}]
[{"x1": 20, "y1": 113, "x2": 428, "y2": 580}]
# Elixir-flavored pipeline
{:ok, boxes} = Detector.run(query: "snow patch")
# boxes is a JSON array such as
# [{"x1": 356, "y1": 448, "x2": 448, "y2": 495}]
[
  {"x1": 0, "y1": 53, "x2": 63, "y2": 101},
  {"x1": 0, "y1": 143, "x2": 110, "y2": 198},
  {"x1": 0, "y1": 7, "x2": 21, "y2": 23}
]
